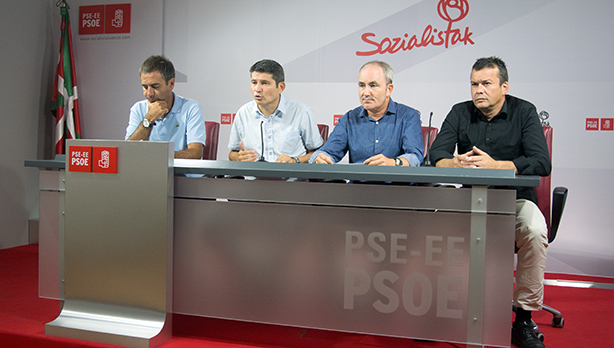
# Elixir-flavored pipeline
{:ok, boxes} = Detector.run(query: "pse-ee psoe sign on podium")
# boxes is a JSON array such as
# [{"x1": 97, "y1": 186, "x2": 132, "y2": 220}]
[
  {"x1": 67, "y1": 145, "x2": 118, "y2": 173},
  {"x1": 46, "y1": 140, "x2": 174, "y2": 348}
]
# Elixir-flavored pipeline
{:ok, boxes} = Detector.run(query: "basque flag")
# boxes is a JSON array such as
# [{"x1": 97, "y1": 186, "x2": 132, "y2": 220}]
[{"x1": 51, "y1": 1, "x2": 81, "y2": 155}]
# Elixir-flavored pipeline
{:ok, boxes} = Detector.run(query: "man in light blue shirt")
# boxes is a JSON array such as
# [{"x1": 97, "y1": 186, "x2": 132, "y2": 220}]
[
  {"x1": 126, "y1": 55, "x2": 206, "y2": 159},
  {"x1": 228, "y1": 59, "x2": 323, "y2": 163},
  {"x1": 309, "y1": 61, "x2": 423, "y2": 166}
]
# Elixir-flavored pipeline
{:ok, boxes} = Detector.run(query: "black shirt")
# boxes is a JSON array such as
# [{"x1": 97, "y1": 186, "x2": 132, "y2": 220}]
[{"x1": 429, "y1": 95, "x2": 551, "y2": 204}]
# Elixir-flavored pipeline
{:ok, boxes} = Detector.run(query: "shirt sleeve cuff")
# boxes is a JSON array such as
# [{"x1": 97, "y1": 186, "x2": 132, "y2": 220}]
[
  {"x1": 399, "y1": 154, "x2": 420, "y2": 167},
  {"x1": 308, "y1": 151, "x2": 320, "y2": 164},
  {"x1": 512, "y1": 157, "x2": 529, "y2": 174}
]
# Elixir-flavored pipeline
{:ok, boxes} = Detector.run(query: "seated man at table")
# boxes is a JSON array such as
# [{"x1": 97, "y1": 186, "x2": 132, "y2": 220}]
[
  {"x1": 228, "y1": 59, "x2": 323, "y2": 163},
  {"x1": 125, "y1": 55, "x2": 206, "y2": 159},
  {"x1": 428, "y1": 56, "x2": 551, "y2": 348},
  {"x1": 309, "y1": 61, "x2": 423, "y2": 166}
]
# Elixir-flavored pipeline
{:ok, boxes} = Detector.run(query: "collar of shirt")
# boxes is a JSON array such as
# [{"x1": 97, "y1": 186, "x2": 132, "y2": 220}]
[
  {"x1": 359, "y1": 98, "x2": 398, "y2": 121},
  {"x1": 159, "y1": 93, "x2": 182, "y2": 124},
  {"x1": 472, "y1": 96, "x2": 510, "y2": 122},
  {"x1": 254, "y1": 94, "x2": 287, "y2": 120}
]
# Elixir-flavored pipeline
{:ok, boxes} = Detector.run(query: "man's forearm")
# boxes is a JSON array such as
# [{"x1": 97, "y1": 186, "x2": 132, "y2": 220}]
[
  {"x1": 435, "y1": 158, "x2": 456, "y2": 168},
  {"x1": 127, "y1": 124, "x2": 153, "y2": 141},
  {"x1": 494, "y1": 160, "x2": 518, "y2": 173},
  {"x1": 174, "y1": 144, "x2": 203, "y2": 159},
  {"x1": 436, "y1": 156, "x2": 518, "y2": 172},
  {"x1": 298, "y1": 149, "x2": 318, "y2": 163}
]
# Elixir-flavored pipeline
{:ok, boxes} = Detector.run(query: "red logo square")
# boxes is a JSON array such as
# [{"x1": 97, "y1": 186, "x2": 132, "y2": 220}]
[
  {"x1": 586, "y1": 118, "x2": 599, "y2": 131},
  {"x1": 601, "y1": 118, "x2": 613, "y2": 131},
  {"x1": 221, "y1": 113, "x2": 232, "y2": 125},
  {"x1": 333, "y1": 114, "x2": 344, "y2": 126},
  {"x1": 92, "y1": 147, "x2": 118, "y2": 174},
  {"x1": 105, "y1": 3, "x2": 131, "y2": 34},
  {"x1": 79, "y1": 5, "x2": 104, "y2": 35},
  {"x1": 68, "y1": 146, "x2": 92, "y2": 172}
]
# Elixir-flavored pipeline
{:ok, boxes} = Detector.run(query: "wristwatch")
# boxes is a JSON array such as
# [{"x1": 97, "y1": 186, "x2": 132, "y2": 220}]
[
  {"x1": 293, "y1": 157, "x2": 300, "y2": 163},
  {"x1": 142, "y1": 118, "x2": 154, "y2": 128},
  {"x1": 394, "y1": 158, "x2": 403, "y2": 166}
]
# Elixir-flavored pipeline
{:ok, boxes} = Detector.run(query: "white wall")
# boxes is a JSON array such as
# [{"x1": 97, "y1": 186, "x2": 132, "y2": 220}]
[
  {"x1": 0, "y1": 0, "x2": 53, "y2": 249},
  {"x1": 6, "y1": 0, "x2": 614, "y2": 278}
]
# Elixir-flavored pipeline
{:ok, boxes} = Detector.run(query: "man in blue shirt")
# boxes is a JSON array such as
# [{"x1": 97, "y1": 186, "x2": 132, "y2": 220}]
[
  {"x1": 125, "y1": 55, "x2": 206, "y2": 159},
  {"x1": 309, "y1": 61, "x2": 423, "y2": 166},
  {"x1": 228, "y1": 59, "x2": 323, "y2": 163}
]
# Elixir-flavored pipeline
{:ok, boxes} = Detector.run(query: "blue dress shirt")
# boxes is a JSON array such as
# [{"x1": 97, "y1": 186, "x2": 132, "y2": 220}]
[{"x1": 309, "y1": 99, "x2": 424, "y2": 166}]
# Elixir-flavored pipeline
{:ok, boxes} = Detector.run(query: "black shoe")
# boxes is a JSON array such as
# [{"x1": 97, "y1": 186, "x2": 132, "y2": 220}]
[{"x1": 512, "y1": 320, "x2": 545, "y2": 348}]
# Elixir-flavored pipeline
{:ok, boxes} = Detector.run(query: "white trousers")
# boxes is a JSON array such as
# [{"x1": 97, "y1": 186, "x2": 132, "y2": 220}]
[{"x1": 514, "y1": 199, "x2": 549, "y2": 311}]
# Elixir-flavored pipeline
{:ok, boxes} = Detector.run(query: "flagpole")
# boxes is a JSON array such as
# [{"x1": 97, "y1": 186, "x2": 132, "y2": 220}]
[{"x1": 51, "y1": 0, "x2": 81, "y2": 154}]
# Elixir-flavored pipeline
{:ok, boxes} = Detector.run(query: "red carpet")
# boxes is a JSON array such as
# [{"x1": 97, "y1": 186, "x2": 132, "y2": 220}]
[{"x1": 1, "y1": 245, "x2": 613, "y2": 348}]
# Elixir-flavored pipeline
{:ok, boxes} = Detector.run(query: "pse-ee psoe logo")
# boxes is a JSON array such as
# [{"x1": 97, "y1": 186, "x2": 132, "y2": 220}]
[
  {"x1": 356, "y1": 0, "x2": 474, "y2": 56},
  {"x1": 79, "y1": 3, "x2": 131, "y2": 35},
  {"x1": 586, "y1": 118, "x2": 614, "y2": 131},
  {"x1": 220, "y1": 113, "x2": 236, "y2": 125},
  {"x1": 68, "y1": 146, "x2": 118, "y2": 174}
]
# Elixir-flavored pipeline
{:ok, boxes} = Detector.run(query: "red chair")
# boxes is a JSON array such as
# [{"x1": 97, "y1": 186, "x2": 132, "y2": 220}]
[
  {"x1": 536, "y1": 127, "x2": 568, "y2": 241},
  {"x1": 202, "y1": 121, "x2": 220, "y2": 160},
  {"x1": 533, "y1": 126, "x2": 568, "y2": 328},
  {"x1": 514, "y1": 126, "x2": 568, "y2": 335},
  {"x1": 318, "y1": 124, "x2": 329, "y2": 144},
  {"x1": 421, "y1": 126, "x2": 438, "y2": 157}
]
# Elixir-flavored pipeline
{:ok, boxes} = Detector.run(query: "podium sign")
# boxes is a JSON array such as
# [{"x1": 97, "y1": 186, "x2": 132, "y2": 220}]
[
  {"x1": 173, "y1": 175, "x2": 517, "y2": 347},
  {"x1": 67, "y1": 146, "x2": 92, "y2": 172},
  {"x1": 46, "y1": 140, "x2": 174, "y2": 348}
]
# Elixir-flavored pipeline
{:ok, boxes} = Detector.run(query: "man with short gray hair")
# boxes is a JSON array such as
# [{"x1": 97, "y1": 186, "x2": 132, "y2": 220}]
[{"x1": 310, "y1": 61, "x2": 424, "y2": 166}]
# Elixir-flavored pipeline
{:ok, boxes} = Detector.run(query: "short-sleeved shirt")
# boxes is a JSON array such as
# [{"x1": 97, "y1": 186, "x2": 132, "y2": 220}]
[{"x1": 125, "y1": 93, "x2": 206, "y2": 153}]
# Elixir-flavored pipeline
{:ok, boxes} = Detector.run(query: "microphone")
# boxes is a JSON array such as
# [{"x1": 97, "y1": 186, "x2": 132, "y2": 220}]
[
  {"x1": 257, "y1": 120, "x2": 266, "y2": 162},
  {"x1": 421, "y1": 111, "x2": 434, "y2": 167}
]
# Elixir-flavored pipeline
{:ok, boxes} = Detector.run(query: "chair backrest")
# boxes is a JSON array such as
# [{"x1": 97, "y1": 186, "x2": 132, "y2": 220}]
[
  {"x1": 421, "y1": 126, "x2": 438, "y2": 157},
  {"x1": 202, "y1": 121, "x2": 220, "y2": 160},
  {"x1": 528, "y1": 126, "x2": 569, "y2": 244},
  {"x1": 318, "y1": 124, "x2": 329, "y2": 144},
  {"x1": 535, "y1": 126, "x2": 553, "y2": 235}
]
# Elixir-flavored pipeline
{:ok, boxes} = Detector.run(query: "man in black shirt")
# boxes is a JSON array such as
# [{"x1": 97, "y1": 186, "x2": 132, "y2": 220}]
[{"x1": 429, "y1": 57, "x2": 550, "y2": 348}]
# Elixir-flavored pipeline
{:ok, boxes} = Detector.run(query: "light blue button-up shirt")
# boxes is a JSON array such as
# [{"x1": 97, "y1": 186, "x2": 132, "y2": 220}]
[
  {"x1": 125, "y1": 94, "x2": 206, "y2": 153},
  {"x1": 228, "y1": 95, "x2": 323, "y2": 162}
]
